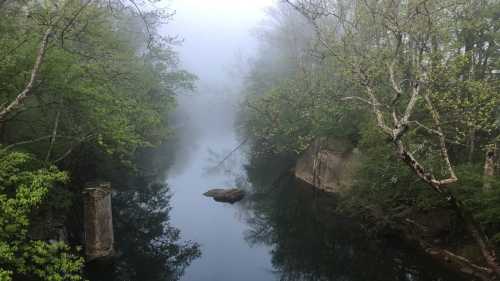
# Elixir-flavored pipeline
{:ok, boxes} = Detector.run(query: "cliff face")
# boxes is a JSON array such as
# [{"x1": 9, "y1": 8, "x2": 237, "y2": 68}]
[{"x1": 294, "y1": 138, "x2": 358, "y2": 193}]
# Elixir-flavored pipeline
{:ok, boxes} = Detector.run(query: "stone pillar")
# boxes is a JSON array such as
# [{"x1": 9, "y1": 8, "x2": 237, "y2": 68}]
[{"x1": 83, "y1": 182, "x2": 114, "y2": 261}]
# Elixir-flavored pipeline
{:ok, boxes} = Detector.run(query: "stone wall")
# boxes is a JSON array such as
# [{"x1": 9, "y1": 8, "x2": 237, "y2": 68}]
[
  {"x1": 295, "y1": 138, "x2": 358, "y2": 193},
  {"x1": 83, "y1": 182, "x2": 114, "y2": 262}
]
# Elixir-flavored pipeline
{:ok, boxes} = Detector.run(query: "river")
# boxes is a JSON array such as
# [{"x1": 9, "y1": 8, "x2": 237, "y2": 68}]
[
  {"x1": 168, "y1": 128, "x2": 275, "y2": 281},
  {"x1": 161, "y1": 92, "x2": 464, "y2": 281},
  {"x1": 85, "y1": 1, "x2": 468, "y2": 279},
  {"x1": 84, "y1": 87, "x2": 466, "y2": 281}
]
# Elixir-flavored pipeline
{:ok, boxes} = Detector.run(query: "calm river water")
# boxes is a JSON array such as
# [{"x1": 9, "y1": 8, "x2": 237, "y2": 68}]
[
  {"x1": 86, "y1": 93, "x2": 466, "y2": 281},
  {"x1": 164, "y1": 99, "x2": 464, "y2": 281}
]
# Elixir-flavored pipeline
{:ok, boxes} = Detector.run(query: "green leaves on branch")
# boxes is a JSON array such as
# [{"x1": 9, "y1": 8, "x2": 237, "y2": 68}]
[
  {"x1": 0, "y1": 149, "x2": 83, "y2": 281},
  {"x1": 0, "y1": 0, "x2": 195, "y2": 163}
]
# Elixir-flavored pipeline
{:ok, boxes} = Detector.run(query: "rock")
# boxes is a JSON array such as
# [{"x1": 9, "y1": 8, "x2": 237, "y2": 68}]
[
  {"x1": 295, "y1": 137, "x2": 359, "y2": 193},
  {"x1": 203, "y1": 188, "x2": 245, "y2": 204}
]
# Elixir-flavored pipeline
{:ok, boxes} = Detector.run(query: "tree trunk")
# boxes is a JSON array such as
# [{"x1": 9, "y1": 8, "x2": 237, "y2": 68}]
[
  {"x1": 0, "y1": 27, "x2": 52, "y2": 122},
  {"x1": 483, "y1": 144, "x2": 497, "y2": 191},
  {"x1": 45, "y1": 103, "x2": 61, "y2": 162},
  {"x1": 449, "y1": 195, "x2": 500, "y2": 279},
  {"x1": 407, "y1": 229, "x2": 494, "y2": 281},
  {"x1": 395, "y1": 140, "x2": 500, "y2": 279},
  {"x1": 469, "y1": 128, "x2": 476, "y2": 162}
]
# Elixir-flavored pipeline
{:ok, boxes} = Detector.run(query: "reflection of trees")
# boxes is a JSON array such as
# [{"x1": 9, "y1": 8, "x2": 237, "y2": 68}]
[
  {"x1": 243, "y1": 156, "x2": 463, "y2": 281},
  {"x1": 86, "y1": 181, "x2": 200, "y2": 281},
  {"x1": 112, "y1": 182, "x2": 201, "y2": 281},
  {"x1": 75, "y1": 139, "x2": 201, "y2": 281}
]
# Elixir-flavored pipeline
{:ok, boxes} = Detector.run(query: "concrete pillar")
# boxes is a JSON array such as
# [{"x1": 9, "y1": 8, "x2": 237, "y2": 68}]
[{"x1": 83, "y1": 182, "x2": 114, "y2": 261}]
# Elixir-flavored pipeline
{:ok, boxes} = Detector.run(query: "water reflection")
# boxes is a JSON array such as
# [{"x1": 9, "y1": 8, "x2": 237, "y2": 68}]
[
  {"x1": 111, "y1": 182, "x2": 201, "y2": 281},
  {"x1": 85, "y1": 146, "x2": 201, "y2": 281},
  {"x1": 242, "y1": 155, "x2": 464, "y2": 281}
]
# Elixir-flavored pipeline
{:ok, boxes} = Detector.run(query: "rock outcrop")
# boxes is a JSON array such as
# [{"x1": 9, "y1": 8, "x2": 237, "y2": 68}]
[
  {"x1": 295, "y1": 138, "x2": 358, "y2": 193},
  {"x1": 83, "y1": 182, "x2": 115, "y2": 262},
  {"x1": 203, "y1": 188, "x2": 245, "y2": 204}
]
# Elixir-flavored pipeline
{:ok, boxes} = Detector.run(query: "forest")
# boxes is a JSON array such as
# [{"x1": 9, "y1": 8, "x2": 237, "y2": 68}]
[
  {"x1": 0, "y1": 1, "x2": 199, "y2": 280},
  {"x1": 0, "y1": 0, "x2": 499, "y2": 281},
  {"x1": 240, "y1": 0, "x2": 500, "y2": 280}
]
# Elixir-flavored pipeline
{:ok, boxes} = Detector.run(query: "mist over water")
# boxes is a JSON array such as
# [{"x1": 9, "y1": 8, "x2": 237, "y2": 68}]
[
  {"x1": 164, "y1": 0, "x2": 273, "y2": 171},
  {"x1": 164, "y1": 1, "x2": 277, "y2": 281}
]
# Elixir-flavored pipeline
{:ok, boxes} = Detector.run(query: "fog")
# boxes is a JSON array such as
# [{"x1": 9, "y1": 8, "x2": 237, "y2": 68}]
[
  {"x1": 167, "y1": 0, "x2": 273, "y2": 84},
  {"x1": 166, "y1": 0, "x2": 275, "y2": 132},
  {"x1": 161, "y1": 2, "x2": 278, "y2": 281},
  {"x1": 164, "y1": 0, "x2": 276, "y2": 174}
]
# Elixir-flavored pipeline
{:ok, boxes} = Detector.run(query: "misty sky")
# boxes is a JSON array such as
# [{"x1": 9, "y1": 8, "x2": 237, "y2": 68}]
[{"x1": 166, "y1": 0, "x2": 276, "y2": 86}]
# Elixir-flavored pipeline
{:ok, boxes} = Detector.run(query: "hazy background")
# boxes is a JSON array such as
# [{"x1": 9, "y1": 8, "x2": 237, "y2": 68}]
[
  {"x1": 166, "y1": 0, "x2": 274, "y2": 85},
  {"x1": 161, "y1": 2, "x2": 279, "y2": 281},
  {"x1": 164, "y1": 0, "x2": 276, "y2": 173},
  {"x1": 165, "y1": 0, "x2": 275, "y2": 114}
]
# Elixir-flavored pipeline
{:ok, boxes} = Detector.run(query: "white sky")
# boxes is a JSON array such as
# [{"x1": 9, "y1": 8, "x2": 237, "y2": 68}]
[{"x1": 165, "y1": 0, "x2": 276, "y2": 87}]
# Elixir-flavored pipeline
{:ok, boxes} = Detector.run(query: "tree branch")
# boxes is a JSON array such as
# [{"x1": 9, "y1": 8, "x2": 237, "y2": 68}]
[
  {"x1": 393, "y1": 83, "x2": 421, "y2": 141},
  {"x1": 0, "y1": 27, "x2": 52, "y2": 122},
  {"x1": 424, "y1": 94, "x2": 457, "y2": 186},
  {"x1": 45, "y1": 98, "x2": 62, "y2": 162},
  {"x1": 365, "y1": 86, "x2": 393, "y2": 136},
  {"x1": 60, "y1": 0, "x2": 94, "y2": 49}
]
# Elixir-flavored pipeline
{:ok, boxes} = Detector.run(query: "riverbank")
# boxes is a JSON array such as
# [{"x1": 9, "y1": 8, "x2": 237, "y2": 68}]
[
  {"x1": 284, "y1": 139, "x2": 490, "y2": 281},
  {"x1": 242, "y1": 158, "x2": 468, "y2": 281},
  {"x1": 284, "y1": 169, "x2": 486, "y2": 280}
]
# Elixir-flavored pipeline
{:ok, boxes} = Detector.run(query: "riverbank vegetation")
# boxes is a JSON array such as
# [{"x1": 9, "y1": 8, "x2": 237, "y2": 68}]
[
  {"x1": 0, "y1": 1, "x2": 198, "y2": 280},
  {"x1": 240, "y1": 0, "x2": 500, "y2": 279}
]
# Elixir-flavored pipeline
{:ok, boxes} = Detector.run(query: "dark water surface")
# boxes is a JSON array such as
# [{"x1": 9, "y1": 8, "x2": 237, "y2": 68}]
[
  {"x1": 165, "y1": 114, "x2": 463, "y2": 281},
  {"x1": 83, "y1": 90, "x2": 465, "y2": 281},
  {"x1": 86, "y1": 98, "x2": 466, "y2": 281}
]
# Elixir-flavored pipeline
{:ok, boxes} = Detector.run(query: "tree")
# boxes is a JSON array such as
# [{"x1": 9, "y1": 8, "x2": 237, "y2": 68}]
[
  {"x1": 0, "y1": 0, "x2": 195, "y2": 163},
  {"x1": 241, "y1": 2, "x2": 362, "y2": 157},
  {"x1": 0, "y1": 149, "x2": 84, "y2": 281},
  {"x1": 0, "y1": 1, "x2": 195, "y2": 280},
  {"x1": 284, "y1": 0, "x2": 500, "y2": 277}
]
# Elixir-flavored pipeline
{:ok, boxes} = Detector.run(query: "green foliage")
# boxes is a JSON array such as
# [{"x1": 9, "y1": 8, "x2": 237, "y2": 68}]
[
  {"x1": 241, "y1": 1, "x2": 500, "y2": 247},
  {"x1": 242, "y1": 65, "x2": 363, "y2": 156},
  {"x1": 0, "y1": 0, "x2": 195, "y2": 163},
  {"x1": 339, "y1": 123, "x2": 445, "y2": 220},
  {"x1": 430, "y1": 53, "x2": 500, "y2": 145},
  {"x1": 0, "y1": 1, "x2": 194, "y2": 280},
  {"x1": 0, "y1": 149, "x2": 83, "y2": 281},
  {"x1": 452, "y1": 164, "x2": 500, "y2": 244}
]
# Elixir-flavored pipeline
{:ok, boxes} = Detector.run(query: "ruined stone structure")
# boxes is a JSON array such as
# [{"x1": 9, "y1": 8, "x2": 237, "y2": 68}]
[
  {"x1": 295, "y1": 138, "x2": 358, "y2": 193},
  {"x1": 83, "y1": 182, "x2": 114, "y2": 261}
]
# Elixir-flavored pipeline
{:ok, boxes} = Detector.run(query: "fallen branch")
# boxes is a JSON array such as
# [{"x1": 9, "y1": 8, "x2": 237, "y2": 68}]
[
  {"x1": 211, "y1": 137, "x2": 249, "y2": 170},
  {"x1": 407, "y1": 227, "x2": 493, "y2": 280}
]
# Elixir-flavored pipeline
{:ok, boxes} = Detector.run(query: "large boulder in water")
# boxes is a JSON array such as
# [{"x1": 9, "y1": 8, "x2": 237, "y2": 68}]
[{"x1": 203, "y1": 188, "x2": 245, "y2": 204}]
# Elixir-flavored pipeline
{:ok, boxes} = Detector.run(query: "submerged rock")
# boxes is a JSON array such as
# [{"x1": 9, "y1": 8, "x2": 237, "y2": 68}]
[{"x1": 203, "y1": 188, "x2": 245, "y2": 204}]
